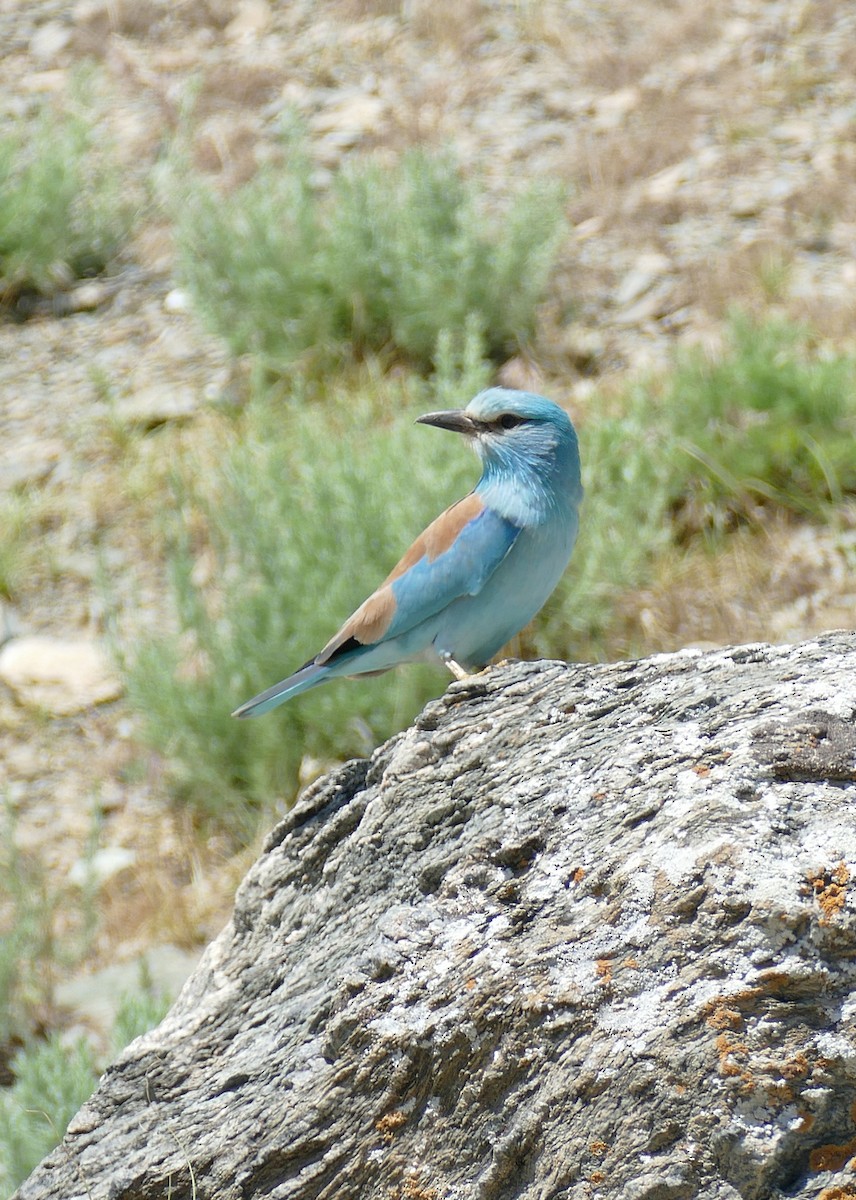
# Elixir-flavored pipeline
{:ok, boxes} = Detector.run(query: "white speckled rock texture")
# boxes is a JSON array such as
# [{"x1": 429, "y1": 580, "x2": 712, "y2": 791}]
[{"x1": 17, "y1": 633, "x2": 856, "y2": 1200}]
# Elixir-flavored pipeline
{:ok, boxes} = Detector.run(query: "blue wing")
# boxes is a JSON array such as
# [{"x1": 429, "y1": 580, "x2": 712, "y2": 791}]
[
  {"x1": 232, "y1": 495, "x2": 522, "y2": 717},
  {"x1": 384, "y1": 505, "x2": 521, "y2": 639},
  {"x1": 317, "y1": 493, "x2": 522, "y2": 663}
]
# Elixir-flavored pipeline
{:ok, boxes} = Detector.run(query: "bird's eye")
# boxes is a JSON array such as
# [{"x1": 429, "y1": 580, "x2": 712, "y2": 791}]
[{"x1": 497, "y1": 413, "x2": 525, "y2": 430}]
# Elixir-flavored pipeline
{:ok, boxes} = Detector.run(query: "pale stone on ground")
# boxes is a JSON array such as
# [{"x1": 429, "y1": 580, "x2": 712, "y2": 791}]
[{"x1": 0, "y1": 636, "x2": 123, "y2": 715}]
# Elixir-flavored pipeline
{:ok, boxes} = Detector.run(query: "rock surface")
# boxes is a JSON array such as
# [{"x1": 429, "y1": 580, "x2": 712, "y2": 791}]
[
  {"x1": 17, "y1": 633, "x2": 856, "y2": 1200},
  {"x1": 0, "y1": 635, "x2": 123, "y2": 715}
]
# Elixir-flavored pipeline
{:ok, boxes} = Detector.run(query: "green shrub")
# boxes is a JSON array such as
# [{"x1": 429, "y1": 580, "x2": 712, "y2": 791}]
[
  {"x1": 0, "y1": 815, "x2": 58, "y2": 1050},
  {"x1": 0, "y1": 87, "x2": 128, "y2": 299},
  {"x1": 529, "y1": 313, "x2": 856, "y2": 659},
  {"x1": 664, "y1": 313, "x2": 856, "y2": 530},
  {"x1": 0, "y1": 980, "x2": 171, "y2": 1192},
  {"x1": 123, "y1": 372, "x2": 481, "y2": 835},
  {"x1": 175, "y1": 140, "x2": 566, "y2": 372},
  {"x1": 0, "y1": 1035, "x2": 96, "y2": 1193}
]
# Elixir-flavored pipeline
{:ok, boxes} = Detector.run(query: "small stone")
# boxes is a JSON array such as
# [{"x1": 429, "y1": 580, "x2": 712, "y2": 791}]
[
  {"x1": 592, "y1": 86, "x2": 641, "y2": 129},
  {"x1": 114, "y1": 387, "x2": 199, "y2": 430},
  {"x1": 0, "y1": 438, "x2": 64, "y2": 490},
  {"x1": 68, "y1": 281, "x2": 112, "y2": 312},
  {"x1": 30, "y1": 21, "x2": 72, "y2": 61},
  {"x1": 225, "y1": 0, "x2": 271, "y2": 41},
  {"x1": 19, "y1": 69, "x2": 67, "y2": 94},
  {"x1": 614, "y1": 253, "x2": 672, "y2": 308},
  {"x1": 69, "y1": 846, "x2": 136, "y2": 887},
  {"x1": 163, "y1": 288, "x2": 191, "y2": 314},
  {"x1": 311, "y1": 93, "x2": 386, "y2": 142},
  {"x1": 612, "y1": 280, "x2": 676, "y2": 326},
  {"x1": 730, "y1": 187, "x2": 764, "y2": 218},
  {"x1": 574, "y1": 217, "x2": 604, "y2": 241},
  {"x1": 642, "y1": 161, "x2": 690, "y2": 204},
  {"x1": 0, "y1": 636, "x2": 123, "y2": 715}
]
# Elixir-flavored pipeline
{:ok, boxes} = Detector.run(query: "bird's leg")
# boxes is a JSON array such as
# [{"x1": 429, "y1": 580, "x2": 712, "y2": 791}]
[{"x1": 441, "y1": 652, "x2": 471, "y2": 681}]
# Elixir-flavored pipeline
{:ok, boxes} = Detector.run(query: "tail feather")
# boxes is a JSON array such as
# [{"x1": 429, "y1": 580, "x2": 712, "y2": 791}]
[{"x1": 231, "y1": 660, "x2": 329, "y2": 718}]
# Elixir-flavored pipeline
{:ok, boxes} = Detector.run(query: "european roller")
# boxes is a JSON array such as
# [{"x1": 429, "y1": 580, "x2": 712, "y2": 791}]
[{"x1": 232, "y1": 387, "x2": 582, "y2": 718}]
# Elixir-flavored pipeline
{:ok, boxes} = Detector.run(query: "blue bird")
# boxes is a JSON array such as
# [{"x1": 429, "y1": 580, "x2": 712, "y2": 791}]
[{"x1": 232, "y1": 387, "x2": 582, "y2": 718}]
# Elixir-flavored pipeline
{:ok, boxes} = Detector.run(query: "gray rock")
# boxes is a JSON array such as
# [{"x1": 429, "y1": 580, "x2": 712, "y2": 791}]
[
  {"x1": 0, "y1": 438, "x2": 64, "y2": 490},
  {"x1": 15, "y1": 633, "x2": 856, "y2": 1200},
  {"x1": 113, "y1": 386, "x2": 199, "y2": 429},
  {"x1": 29, "y1": 20, "x2": 72, "y2": 61},
  {"x1": 54, "y1": 945, "x2": 201, "y2": 1042},
  {"x1": 0, "y1": 635, "x2": 122, "y2": 715},
  {"x1": 614, "y1": 253, "x2": 673, "y2": 307},
  {"x1": 612, "y1": 279, "x2": 677, "y2": 326}
]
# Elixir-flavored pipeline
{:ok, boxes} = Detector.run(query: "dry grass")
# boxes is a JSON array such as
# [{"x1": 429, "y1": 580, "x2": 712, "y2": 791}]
[
  {"x1": 196, "y1": 61, "x2": 286, "y2": 113},
  {"x1": 73, "y1": 0, "x2": 233, "y2": 48},
  {"x1": 613, "y1": 513, "x2": 856, "y2": 655},
  {"x1": 683, "y1": 239, "x2": 795, "y2": 323},
  {"x1": 95, "y1": 811, "x2": 249, "y2": 956},
  {"x1": 522, "y1": 0, "x2": 723, "y2": 88},
  {"x1": 573, "y1": 94, "x2": 701, "y2": 223}
]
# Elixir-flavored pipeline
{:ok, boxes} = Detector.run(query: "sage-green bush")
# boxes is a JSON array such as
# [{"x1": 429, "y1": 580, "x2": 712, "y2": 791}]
[
  {"x1": 175, "y1": 142, "x2": 566, "y2": 372},
  {"x1": 664, "y1": 312, "x2": 856, "y2": 530},
  {"x1": 0, "y1": 89, "x2": 128, "y2": 298},
  {"x1": 124, "y1": 378, "x2": 479, "y2": 834},
  {"x1": 0, "y1": 985, "x2": 170, "y2": 1192}
]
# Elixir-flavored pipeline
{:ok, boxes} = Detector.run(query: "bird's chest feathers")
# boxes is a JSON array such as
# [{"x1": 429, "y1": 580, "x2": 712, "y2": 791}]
[{"x1": 476, "y1": 474, "x2": 565, "y2": 529}]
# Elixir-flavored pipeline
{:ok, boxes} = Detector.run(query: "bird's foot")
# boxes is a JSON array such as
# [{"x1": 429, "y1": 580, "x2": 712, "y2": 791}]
[{"x1": 442, "y1": 653, "x2": 471, "y2": 682}]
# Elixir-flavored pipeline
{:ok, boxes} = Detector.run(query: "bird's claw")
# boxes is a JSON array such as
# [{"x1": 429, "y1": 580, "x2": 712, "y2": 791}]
[{"x1": 442, "y1": 653, "x2": 471, "y2": 682}]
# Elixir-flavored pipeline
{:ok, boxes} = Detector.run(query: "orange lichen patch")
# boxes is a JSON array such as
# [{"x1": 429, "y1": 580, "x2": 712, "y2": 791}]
[
  {"x1": 376, "y1": 1110, "x2": 408, "y2": 1144},
  {"x1": 701, "y1": 987, "x2": 764, "y2": 1024},
  {"x1": 464, "y1": 977, "x2": 477, "y2": 990},
  {"x1": 781, "y1": 1051, "x2": 811, "y2": 1081},
  {"x1": 706, "y1": 1005, "x2": 745, "y2": 1032},
  {"x1": 400, "y1": 1179, "x2": 439, "y2": 1200},
  {"x1": 589, "y1": 1140, "x2": 609, "y2": 1157},
  {"x1": 692, "y1": 763, "x2": 710, "y2": 776},
  {"x1": 765, "y1": 1080, "x2": 794, "y2": 1105},
  {"x1": 590, "y1": 1171, "x2": 606, "y2": 1184},
  {"x1": 715, "y1": 1031, "x2": 749, "y2": 1078},
  {"x1": 818, "y1": 1186, "x2": 856, "y2": 1200},
  {"x1": 571, "y1": 867, "x2": 586, "y2": 884},
  {"x1": 796, "y1": 1110, "x2": 815, "y2": 1134},
  {"x1": 805, "y1": 862, "x2": 850, "y2": 925},
  {"x1": 595, "y1": 958, "x2": 613, "y2": 983},
  {"x1": 400, "y1": 1178, "x2": 439, "y2": 1200},
  {"x1": 809, "y1": 1137, "x2": 856, "y2": 1173},
  {"x1": 754, "y1": 969, "x2": 795, "y2": 993},
  {"x1": 851, "y1": 1098, "x2": 856, "y2": 1124},
  {"x1": 622, "y1": 958, "x2": 639, "y2": 969}
]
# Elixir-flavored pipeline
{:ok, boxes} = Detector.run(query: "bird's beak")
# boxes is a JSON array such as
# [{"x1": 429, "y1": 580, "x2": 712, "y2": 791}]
[{"x1": 416, "y1": 409, "x2": 480, "y2": 437}]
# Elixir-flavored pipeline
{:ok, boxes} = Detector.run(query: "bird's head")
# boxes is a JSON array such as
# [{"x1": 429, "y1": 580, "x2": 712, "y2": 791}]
[{"x1": 417, "y1": 387, "x2": 581, "y2": 521}]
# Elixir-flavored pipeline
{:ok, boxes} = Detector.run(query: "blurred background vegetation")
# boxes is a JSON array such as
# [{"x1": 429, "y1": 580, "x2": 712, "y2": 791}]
[{"x1": 3, "y1": 0, "x2": 856, "y2": 1186}]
